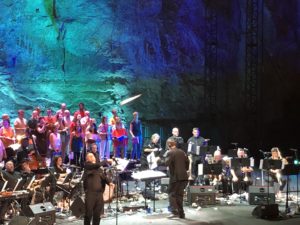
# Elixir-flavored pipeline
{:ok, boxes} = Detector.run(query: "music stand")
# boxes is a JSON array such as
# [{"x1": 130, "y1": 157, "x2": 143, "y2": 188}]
[
  {"x1": 282, "y1": 164, "x2": 300, "y2": 213},
  {"x1": 259, "y1": 159, "x2": 283, "y2": 205},
  {"x1": 230, "y1": 158, "x2": 252, "y2": 168},
  {"x1": 198, "y1": 163, "x2": 223, "y2": 176}
]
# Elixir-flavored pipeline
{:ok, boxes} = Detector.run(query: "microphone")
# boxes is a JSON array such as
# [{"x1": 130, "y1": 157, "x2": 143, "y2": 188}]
[{"x1": 290, "y1": 148, "x2": 298, "y2": 152}]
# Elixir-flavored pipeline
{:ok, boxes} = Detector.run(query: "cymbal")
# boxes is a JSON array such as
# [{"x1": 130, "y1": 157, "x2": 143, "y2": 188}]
[{"x1": 204, "y1": 139, "x2": 211, "y2": 142}]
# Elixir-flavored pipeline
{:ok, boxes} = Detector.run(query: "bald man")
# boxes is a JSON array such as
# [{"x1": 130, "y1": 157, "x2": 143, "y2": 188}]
[{"x1": 82, "y1": 153, "x2": 113, "y2": 225}]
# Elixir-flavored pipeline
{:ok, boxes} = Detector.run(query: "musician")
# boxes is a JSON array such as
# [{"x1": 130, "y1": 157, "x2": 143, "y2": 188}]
[
  {"x1": 0, "y1": 161, "x2": 21, "y2": 224},
  {"x1": 69, "y1": 125, "x2": 84, "y2": 166},
  {"x1": 82, "y1": 153, "x2": 113, "y2": 225},
  {"x1": 187, "y1": 128, "x2": 206, "y2": 178},
  {"x1": 56, "y1": 103, "x2": 67, "y2": 117},
  {"x1": 165, "y1": 127, "x2": 184, "y2": 152},
  {"x1": 0, "y1": 139, "x2": 6, "y2": 162},
  {"x1": 53, "y1": 155, "x2": 66, "y2": 174},
  {"x1": 140, "y1": 133, "x2": 162, "y2": 170},
  {"x1": 0, "y1": 118, "x2": 15, "y2": 149},
  {"x1": 267, "y1": 147, "x2": 287, "y2": 197},
  {"x1": 85, "y1": 118, "x2": 100, "y2": 151},
  {"x1": 112, "y1": 121, "x2": 127, "y2": 158},
  {"x1": 109, "y1": 109, "x2": 118, "y2": 128},
  {"x1": 48, "y1": 124, "x2": 62, "y2": 166},
  {"x1": 74, "y1": 102, "x2": 86, "y2": 118},
  {"x1": 16, "y1": 136, "x2": 31, "y2": 168},
  {"x1": 129, "y1": 111, "x2": 142, "y2": 160},
  {"x1": 33, "y1": 116, "x2": 48, "y2": 159},
  {"x1": 98, "y1": 116, "x2": 111, "y2": 160},
  {"x1": 88, "y1": 143, "x2": 100, "y2": 163},
  {"x1": 231, "y1": 148, "x2": 253, "y2": 193},
  {"x1": 13, "y1": 109, "x2": 27, "y2": 137},
  {"x1": 44, "y1": 109, "x2": 56, "y2": 126},
  {"x1": 161, "y1": 139, "x2": 189, "y2": 219},
  {"x1": 56, "y1": 113, "x2": 68, "y2": 162}
]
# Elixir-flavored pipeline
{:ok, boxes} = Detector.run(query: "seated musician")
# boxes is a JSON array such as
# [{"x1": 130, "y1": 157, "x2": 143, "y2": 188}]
[
  {"x1": 203, "y1": 148, "x2": 223, "y2": 186},
  {"x1": 267, "y1": 147, "x2": 287, "y2": 197},
  {"x1": 16, "y1": 136, "x2": 32, "y2": 169},
  {"x1": 0, "y1": 161, "x2": 21, "y2": 224},
  {"x1": 53, "y1": 155, "x2": 66, "y2": 174},
  {"x1": 230, "y1": 148, "x2": 253, "y2": 194},
  {"x1": 88, "y1": 143, "x2": 100, "y2": 163},
  {"x1": 140, "y1": 133, "x2": 162, "y2": 170},
  {"x1": 112, "y1": 120, "x2": 127, "y2": 159}
]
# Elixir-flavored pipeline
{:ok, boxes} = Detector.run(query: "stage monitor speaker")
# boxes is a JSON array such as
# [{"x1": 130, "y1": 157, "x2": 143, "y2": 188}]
[
  {"x1": 248, "y1": 186, "x2": 275, "y2": 205},
  {"x1": 9, "y1": 216, "x2": 31, "y2": 225},
  {"x1": 70, "y1": 197, "x2": 85, "y2": 217},
  {"x1": 22, "y1": 202, "x2": 55, "y2": 225},
  {"x1": 252, "y1": 204, "x2": 279, "y2": 219},
  {"x1": 187, "y1": 186, "x2": 217, "y2": 206}
]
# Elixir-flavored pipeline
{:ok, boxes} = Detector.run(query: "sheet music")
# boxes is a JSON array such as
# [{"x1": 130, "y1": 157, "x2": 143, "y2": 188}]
[
  {"x1": 198, "y1": 163, "x2": 204, "y2": 176},
  {"x1": 188, "y1": 143, "x2": 192, "y2": 153},
  {"x1": 113, "y1": 158, "x2": 130, "y2": 171},
  {"x1": 131, "y1": 170, "x2": 166, "y2": 180},
  {"x1": 147, "y1": 152, "x2": 158, "y2": 170}
]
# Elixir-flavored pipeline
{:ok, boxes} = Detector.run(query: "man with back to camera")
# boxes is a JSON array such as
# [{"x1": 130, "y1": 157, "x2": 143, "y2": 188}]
[
  {"x1": 160, "y1": 138, "x2": 189, "y2": 219},
  {"x1": 82, "y1": 153, "x2": 114, "y2": 225}
]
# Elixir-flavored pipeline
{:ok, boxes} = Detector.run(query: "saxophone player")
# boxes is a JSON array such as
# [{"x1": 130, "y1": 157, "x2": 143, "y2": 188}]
[{"x1": 230, "y1": 148, "x2": 253, "y2": 194}]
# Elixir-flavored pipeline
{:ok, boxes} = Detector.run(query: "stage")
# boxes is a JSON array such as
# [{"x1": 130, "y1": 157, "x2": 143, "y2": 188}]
[{"x1": 52, "y1": 195, "x2": 300, "y2": 225}]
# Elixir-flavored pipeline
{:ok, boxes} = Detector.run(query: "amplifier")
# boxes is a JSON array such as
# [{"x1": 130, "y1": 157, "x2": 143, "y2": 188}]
[
  {"x1": 187, "y1": 186, "x2": 216, "y2": 206},
  {"x1": 248, "y1": 186, "x2": 275, "y2": 205}
]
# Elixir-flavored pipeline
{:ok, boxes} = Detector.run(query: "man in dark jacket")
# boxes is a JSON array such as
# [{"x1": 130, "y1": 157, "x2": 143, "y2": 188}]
[
  {"x1": 82, "y1": 153, "x2": 113, "y2": 225},
  {"x1": 163, "y1": 139, "x2": 189, "y2": 219}
]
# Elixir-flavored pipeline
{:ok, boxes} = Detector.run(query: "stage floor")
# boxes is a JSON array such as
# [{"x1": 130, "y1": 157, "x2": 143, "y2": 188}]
[{"x1": 54, "y1": 196, "x2": 300, "y2": 225}]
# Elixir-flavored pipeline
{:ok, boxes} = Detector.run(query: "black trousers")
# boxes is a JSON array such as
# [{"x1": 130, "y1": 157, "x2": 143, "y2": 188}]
[
  {"x1": 168, "y1": 180, "x2": 188, "y2": 216},
  {"x1": 84, "y1": 191, "x2": 104, "y2": 225}
]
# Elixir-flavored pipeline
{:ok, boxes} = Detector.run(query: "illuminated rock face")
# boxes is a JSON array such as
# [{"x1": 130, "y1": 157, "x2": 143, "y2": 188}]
[{"x1": 0, "y1": 0, "x2": 299, "y2": 146}]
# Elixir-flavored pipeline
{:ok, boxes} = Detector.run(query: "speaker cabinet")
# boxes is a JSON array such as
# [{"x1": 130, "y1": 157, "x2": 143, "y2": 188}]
[
  {"x1": 22, "y1": 202, "x2": 55, "y2": 225},
  {"x1": 248, "y1": 186, "x2": 275, "y2": 205},
  {"x1": 70, "y1": 197, "x2": 85, "y2": 217},
  {"x1": 187, "y1": 186, "x2": 217, "y2": 206},
  {"x1": 252, "y1": 204, "x2": 279, "y2": 219}
]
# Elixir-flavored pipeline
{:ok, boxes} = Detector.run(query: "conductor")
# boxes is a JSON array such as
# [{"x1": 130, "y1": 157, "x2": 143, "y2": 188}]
[{"x1": 82, "y1": 153, "x2": 114, "y2": 225}]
